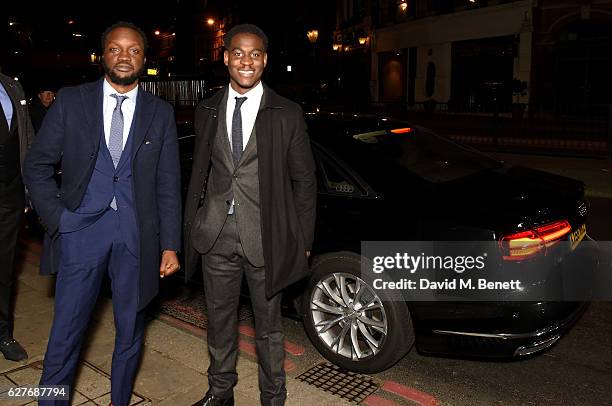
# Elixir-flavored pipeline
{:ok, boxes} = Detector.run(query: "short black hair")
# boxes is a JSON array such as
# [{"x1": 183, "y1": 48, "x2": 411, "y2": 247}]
[
  {"x1": 101, "y1": 21, "x2": 148, "y2": 53},
  {"x1": 36, "y1": 82, "x2": 57, "y2": 93},
  {"x1": 224, "y1": 24, "x2": 268, "y2": 51}
]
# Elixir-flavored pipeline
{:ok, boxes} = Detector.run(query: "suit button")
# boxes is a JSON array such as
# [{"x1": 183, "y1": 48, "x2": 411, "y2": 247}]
[
  {"x1": 55, "y1": 193, "x2": 61, "y2": 198},
  {"x1": 113, "y1": 176, "x2": 118, "y2": 182},
  {"x1": 225, "y1": 200, "x2": 230, "y2": 205},
  {"x1": 89, "y1": 152, "x2": 95, "y2": 158}
]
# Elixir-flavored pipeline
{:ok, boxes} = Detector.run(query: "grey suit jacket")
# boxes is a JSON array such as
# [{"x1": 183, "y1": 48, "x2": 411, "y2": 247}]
[{"x1": 191, "y1": 90, "x2": 264, "y2": 266}]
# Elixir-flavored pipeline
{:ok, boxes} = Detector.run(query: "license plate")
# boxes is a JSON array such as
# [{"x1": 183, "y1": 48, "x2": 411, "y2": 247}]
[{"x1": 569, "y1": 223, "x2": 586, "y2": 250}]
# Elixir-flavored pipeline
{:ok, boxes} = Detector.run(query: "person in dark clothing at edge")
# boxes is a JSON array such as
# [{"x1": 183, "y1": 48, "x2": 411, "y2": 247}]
[
  {"x1": 29, "y1": 83, "x2": 57, "y2": 133},
  {"x1": 0, "y1": 71, "x2": 35, "y2": 362}
]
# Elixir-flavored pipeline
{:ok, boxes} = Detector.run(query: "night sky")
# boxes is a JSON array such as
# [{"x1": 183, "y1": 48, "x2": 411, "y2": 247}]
[{"x1": 2, "y1": 1, "x2": 336, "y2": 94}]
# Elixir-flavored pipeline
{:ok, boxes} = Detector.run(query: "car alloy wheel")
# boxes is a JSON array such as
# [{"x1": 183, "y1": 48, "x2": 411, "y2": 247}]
[
  {"x1": 310, "y1": 272, "x2": 388, "y2": 360},
  {"x1": 303, "y1": 253, "x2": 414, "y2": 373}
]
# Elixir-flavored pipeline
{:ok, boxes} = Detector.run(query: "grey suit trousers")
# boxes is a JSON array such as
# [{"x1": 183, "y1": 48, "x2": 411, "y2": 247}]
[{"x1": 202, "y1": 215, "x2": 286, "y2": 406}]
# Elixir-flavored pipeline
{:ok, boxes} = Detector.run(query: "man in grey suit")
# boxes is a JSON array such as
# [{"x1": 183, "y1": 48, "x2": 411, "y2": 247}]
[
  {"x1": 184, "y1": 24, "x2": 317, "y2": 406},
  {"x1": 0, "y1": 71, "x2": 34, "y2": 362}
]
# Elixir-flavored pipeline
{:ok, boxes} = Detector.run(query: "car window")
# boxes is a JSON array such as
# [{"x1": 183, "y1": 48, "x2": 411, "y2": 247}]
[
  {"x1": 314, "y1": 148, "x2": 368, "y2": 197},
  {"x1": 307, "y1": 116, "x2": 501, "y2": 186},
  {"x1": 179, "y1": 136, "x2": 195, "y2": 171},
  {"x1": 178, "y1": 135, "x2": 195, "y2": 198},
  {"x1": 351, "y1": 128, "x2": 501, "y2": 183}
]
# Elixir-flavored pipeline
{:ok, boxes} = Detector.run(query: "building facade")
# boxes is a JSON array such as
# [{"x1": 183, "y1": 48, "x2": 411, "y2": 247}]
[
  {"x1": 336, "y1": 0, "x2": 612, "y2": 114},
  {"x1": 531, "y1": 0, "x2": 612, "y2": 114},
  {"x1": 371, "y1": 0, "x2": 533, "y2": 113}
]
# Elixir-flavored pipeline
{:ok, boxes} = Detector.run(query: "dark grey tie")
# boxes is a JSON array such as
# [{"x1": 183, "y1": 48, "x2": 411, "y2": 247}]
[
  {"x1": 231, "y1": 96, "x2": 247, "y2": 166},
  {"x1": 109, "y1": 94, "x2": 127, "y2": 168},
  {"x1": 109, "y1": 94, "x2": 127, "y2": 210}
]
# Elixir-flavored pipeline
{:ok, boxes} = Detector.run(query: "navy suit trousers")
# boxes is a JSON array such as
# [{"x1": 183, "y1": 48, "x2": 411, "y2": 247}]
[{"x1": 39, "y1": 209, "x2": 143, "y2": 406}]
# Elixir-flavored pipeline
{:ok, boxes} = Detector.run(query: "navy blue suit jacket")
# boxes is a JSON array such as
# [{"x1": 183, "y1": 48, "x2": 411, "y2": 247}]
[{"x1": 23, "y1": 78, "x2": 181, "y2": 309}]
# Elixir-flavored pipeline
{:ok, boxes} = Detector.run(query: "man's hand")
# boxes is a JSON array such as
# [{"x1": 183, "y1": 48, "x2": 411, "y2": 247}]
[{"x1": 160, "y1": 250, "x2": 180, "y2": 278}]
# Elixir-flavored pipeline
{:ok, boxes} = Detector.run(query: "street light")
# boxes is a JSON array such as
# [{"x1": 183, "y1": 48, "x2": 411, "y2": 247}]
[
  {"x1": 358, "y1": 36, "x2": 368, "y2": 45},
  {"x1": 306, "y1": 30, "x2": 319, "y2": 44},
  {"x1": 154, "y1": 30, "x2": 160, "y2": 36},
  {"x1": 207, "y1": 18, "x2": 215, "y2": 26},
  {"x1": 399, "y1": 1, "x2": 408, "y2": 12}
]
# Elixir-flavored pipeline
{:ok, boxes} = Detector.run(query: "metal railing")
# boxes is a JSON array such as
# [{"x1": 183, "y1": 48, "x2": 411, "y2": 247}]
[{"x1": 140, "y1": 79, "x2": 209, "y2": 107}]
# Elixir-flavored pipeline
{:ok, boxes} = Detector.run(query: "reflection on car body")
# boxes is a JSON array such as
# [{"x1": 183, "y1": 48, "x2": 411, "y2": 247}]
[{"x1": 178, "y1": 111, "x2": 595, "y2": 373}]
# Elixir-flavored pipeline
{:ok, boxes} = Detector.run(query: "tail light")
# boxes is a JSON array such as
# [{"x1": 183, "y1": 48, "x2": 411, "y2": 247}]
[{"x1": 499, "y1": 220, "x2": 572, "y2": 261}]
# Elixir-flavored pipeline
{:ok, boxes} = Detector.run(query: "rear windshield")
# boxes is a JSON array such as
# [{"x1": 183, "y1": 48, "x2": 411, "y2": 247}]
[
  {"x1": 309, "y1": 117, "x2": 502, "y2": 184},
  {"x1": 355, "y1": 128, "x2": 501, "y2": 183}
]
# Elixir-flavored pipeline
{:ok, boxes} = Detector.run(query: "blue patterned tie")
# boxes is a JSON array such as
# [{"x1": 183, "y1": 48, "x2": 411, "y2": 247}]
[
  {"x1": 109, "y1": 94, "x2": 127, "y2": 168},
  {"x1": 109, "y1": 94, "x2": 127, "y2": 210},
  {"x1": 231, "y1": 96, "x2": 247, "y2": 166}
]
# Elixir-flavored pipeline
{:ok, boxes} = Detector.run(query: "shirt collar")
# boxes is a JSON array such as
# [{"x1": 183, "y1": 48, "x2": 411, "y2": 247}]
[
  {"x1": 227, "y1": 81, "x2": 263, "y2": 104},
  {"x1": 103, "y1": 78, "x2": 139, "y2": 101}
]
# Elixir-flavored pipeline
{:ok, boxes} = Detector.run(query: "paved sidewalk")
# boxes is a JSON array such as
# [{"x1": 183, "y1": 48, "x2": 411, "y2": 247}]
[
  {"x1": 2, "y1": 152, "x2": 609, "y2": 406},
  {"x1": 0, "y1": 244, "x2": 353, "y2": 406}
]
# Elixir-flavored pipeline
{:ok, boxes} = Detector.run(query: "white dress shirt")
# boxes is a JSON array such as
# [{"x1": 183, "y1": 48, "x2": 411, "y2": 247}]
[
  {"x1": 226, "y1": 81, "x2": 263, "y2": 151},
  {"x1": 103, "y1": 79, "x2": 138, "y2": 150}
]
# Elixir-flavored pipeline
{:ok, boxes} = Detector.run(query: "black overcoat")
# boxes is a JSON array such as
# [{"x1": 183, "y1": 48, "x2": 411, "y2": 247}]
[{"x1": 183, "y1": 84, "x2": 316, "y2": 297}]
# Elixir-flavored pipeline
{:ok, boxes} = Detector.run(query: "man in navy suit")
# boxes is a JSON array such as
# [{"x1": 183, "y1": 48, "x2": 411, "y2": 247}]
[{"x1": 23, "y1": 22, "x2": 181, "y2": 406}]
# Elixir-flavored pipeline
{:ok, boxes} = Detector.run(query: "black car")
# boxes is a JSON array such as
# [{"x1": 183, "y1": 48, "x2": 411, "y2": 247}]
[{"x1": 178, "y1": 112, "x2": 596, "y2": 373}]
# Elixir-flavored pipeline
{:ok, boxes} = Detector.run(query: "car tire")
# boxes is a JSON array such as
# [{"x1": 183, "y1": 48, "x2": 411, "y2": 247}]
[{"x1": 302, "y1": 252, "x2": 414, "y2": 373}]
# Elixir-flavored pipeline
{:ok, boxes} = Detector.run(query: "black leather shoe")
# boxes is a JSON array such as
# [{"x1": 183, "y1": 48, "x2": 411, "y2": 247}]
[
  {"x1": 191, "y1": 393, "x2": 234, "y2": 406},
  {"x1": 0, "y1": 338, "x2": 28, "y2": 361}
]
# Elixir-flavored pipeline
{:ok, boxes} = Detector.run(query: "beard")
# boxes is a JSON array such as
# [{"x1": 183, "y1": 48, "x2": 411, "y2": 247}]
[{"x1": 102, "y1": 60, "x2": 145, "y2": 86}]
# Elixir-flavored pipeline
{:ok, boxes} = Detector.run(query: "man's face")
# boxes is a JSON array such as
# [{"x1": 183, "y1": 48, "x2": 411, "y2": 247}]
[
  {"x1": 102, "y1": 27, "x2": 146, "y2": 87},
  {"x1": 38, "y1": 91, "x2": 55, "y2": 107},
  {"x1": 224, "y1": 33, "x2": 267, "y2": 94}
]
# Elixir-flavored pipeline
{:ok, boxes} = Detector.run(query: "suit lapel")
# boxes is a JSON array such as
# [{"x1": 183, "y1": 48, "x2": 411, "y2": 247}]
[
  {"x1": 81, "y1": 79, "x2": 104, "y2": 153},
  {"x1": 216, "y1": 92, "x2": 235, "y2": 168},
  {"x1": 130, "y1": 87, "x2": 156, "y2": 158},
  {"x1": 254, "y1": 88, "x2": 274, "y2": 172},
  {"x1": 235, "y1": 87, "x2": 271, "y2": 169},
  {"x1": 237, "y1": 125, "x2": 257, "y2": 168}
]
